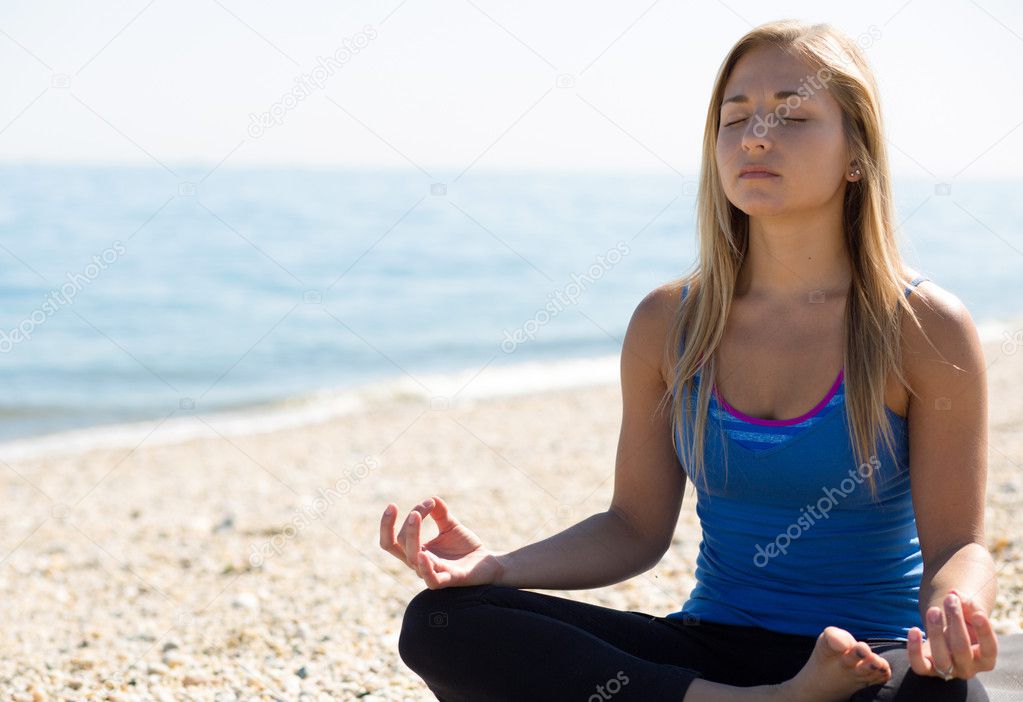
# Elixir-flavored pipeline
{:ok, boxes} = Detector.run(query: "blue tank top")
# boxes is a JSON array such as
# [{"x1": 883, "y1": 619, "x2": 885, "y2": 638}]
[{"x1": 667, "y1": 276, "x2": 929, "y2": 641}]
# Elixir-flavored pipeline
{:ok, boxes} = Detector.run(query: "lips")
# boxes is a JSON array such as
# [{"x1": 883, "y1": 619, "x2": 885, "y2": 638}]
[
  {"x1": 739, "y1": 165, "x2": 779, "y2": 177},
  {"x1": 739, "y1": 171, "x2": 779, "y2": 179}
]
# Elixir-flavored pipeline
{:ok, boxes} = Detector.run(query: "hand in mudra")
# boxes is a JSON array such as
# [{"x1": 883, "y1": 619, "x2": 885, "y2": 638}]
[
  {"x1": 379, "y1": 496, "x2": 504, "y2": 589},
  {"x1": 907, "y1": 589, "x2": 999, "y2": 680}
]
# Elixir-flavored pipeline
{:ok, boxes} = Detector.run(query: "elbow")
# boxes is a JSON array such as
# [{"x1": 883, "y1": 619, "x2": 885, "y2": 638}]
[{"x1": 922, "y1": 539, "x2": 991, "y2": 573}]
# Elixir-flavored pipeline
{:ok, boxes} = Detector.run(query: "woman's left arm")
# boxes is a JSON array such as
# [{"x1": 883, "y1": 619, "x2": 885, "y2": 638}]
[{"x1": 903, "y1": 285, "x2": 999, "y2": 679}]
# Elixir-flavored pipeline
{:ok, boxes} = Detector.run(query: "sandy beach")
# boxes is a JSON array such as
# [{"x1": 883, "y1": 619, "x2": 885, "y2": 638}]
[{"x1": 1, "y1": 327, "x2": 1021, "y2": 701}]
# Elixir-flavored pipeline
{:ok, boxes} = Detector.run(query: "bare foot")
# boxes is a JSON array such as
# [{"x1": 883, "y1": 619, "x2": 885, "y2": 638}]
[{"x1": 777, "y1": 626, "x2": 892, "y2": 702}]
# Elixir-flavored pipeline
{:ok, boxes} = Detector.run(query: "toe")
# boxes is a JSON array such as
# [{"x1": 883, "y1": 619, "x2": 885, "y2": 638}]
[
  {"x1": 862, "y1": 652, "x2": 890, "y2": 679},
  {"x1": 852, "y1": 660, "x2": 884, "y2": 687},
  {"x1": 844, "y1": 641, "x2": 871, "y2": 666},
  {"x1": 855, "y1": 656, "x2": 879, "y2": 675},
  {"x1": 863, "y1": 667, "x2": 887, "y2": 691},
  {"x1": 868, "y1": 650, "x2": 890, "y2": 673},
  {"x1": 821, "y1": 626, "x2": 857, "y2": 656}
]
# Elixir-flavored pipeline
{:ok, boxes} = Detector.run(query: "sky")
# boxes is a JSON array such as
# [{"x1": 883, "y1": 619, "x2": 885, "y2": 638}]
[{"x1": 0, "y1": 0, "x2": 1020, "y2": 179}]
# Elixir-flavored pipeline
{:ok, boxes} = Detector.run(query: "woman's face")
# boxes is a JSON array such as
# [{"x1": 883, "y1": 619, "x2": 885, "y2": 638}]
[{"x1": 716, "y1": 45, "x2": 854, "y2": 218}]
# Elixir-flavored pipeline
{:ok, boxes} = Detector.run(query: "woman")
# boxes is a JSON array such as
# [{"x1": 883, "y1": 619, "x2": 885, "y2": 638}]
[{"x1": 380, "y1": 19, "x2": 999, "y2": 701}]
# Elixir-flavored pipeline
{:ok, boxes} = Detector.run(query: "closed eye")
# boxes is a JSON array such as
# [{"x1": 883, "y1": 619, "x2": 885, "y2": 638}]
[{"x1": 722, "y1": 118, "x2": 807, "y2": 127}]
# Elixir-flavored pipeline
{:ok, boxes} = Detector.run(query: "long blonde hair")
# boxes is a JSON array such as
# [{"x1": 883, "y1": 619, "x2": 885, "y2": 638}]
[{"x1": 663, "y1": 19, "x2": 939, "y2": 503}]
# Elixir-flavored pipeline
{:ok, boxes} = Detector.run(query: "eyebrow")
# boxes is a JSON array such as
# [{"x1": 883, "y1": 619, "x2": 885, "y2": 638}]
[{"x1": 721, "y1": 90, "x2": 802, "y2": 107}]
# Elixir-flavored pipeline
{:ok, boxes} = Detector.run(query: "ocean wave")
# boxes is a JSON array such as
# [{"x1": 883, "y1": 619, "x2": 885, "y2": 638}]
[{"x1": 0, "y1": 353, "x2": 620, "y2": 461}]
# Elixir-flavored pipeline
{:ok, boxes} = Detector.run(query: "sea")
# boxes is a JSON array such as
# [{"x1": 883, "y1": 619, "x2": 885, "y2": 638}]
[{"x1": 0, "y1": 162, "x2": 1020, "y2": 457}]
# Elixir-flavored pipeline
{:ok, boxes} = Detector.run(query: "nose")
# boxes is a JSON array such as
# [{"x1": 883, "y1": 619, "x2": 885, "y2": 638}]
[{"x1": 740, "y1": 110, "x2": 773, "y2": 152}]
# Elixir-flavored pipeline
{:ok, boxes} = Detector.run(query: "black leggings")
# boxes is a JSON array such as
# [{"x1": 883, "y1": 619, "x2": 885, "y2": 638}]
[{"x1": 398, "y1": 584, "x2": 989, "y2": 701}]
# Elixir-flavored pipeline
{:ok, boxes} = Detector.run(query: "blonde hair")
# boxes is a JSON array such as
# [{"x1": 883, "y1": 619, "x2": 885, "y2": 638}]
[{"x1": 662, "y1": 19, "x2": 938, "y2": 503}]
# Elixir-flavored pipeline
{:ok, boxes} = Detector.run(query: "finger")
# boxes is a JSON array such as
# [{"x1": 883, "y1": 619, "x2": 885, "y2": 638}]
[
  {"x1": 970, "y1": 610, "x2": 1000, "y2": 671},
  {"x1": 925, "y1": 606, "x2": 953, "y2": 675},
  {"x1": 397, "y1": 498, "x2": 437, "y2": 548},
  {"x1": 426, "y1": 550, "x2": 453, "y2": 588},
  {"x1": 426, "y1": 495, "x2": 458, "y2": 532},
  {"x1": 949, "y1": 588, "x2": 981, "y2": 642},
  {"x1": 404, "y1": 511, "x2": 423, "y2": 574},
  {"x1": 379, "y1": 504, "x2": 412, "y2": 565},
  {"x1": 389, "y1": 498, "x2": 435, "y2": 567},
  {"x1": 944, "y1": 594, "x2": 974, "y2": 673},
  {"x1": 907, "y1": 628, "x2": 933, "y2": 676},
  {"x1": 379, "y1": 503, "x2": 394, "y2": 549},
  {"x1": 417, "y1": 551, "x2": 436, "y2": 588},
  {"x1": 418, "y1": 551, "x2": 450, "y2": 589}
]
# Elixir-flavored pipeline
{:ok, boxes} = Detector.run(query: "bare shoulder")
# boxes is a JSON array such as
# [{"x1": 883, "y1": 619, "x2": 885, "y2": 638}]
[
  {"x1": 625, "y1": 281, "x2": 685, "y2": 387},
  {"x1": 634, "y1": 280, "x2": 686, "y2": 321},
  {"x1": 900, "y1": 276, "x2": 984, "y2": 384}
]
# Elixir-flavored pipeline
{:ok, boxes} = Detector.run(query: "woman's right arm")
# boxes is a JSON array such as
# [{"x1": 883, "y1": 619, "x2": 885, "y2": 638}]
[
  {"x1": 494, "y1": 285, "x2": 689, "y2": 590},
  {"x1": 492, "y1": 509, "x2": 667, "y2": 589}
]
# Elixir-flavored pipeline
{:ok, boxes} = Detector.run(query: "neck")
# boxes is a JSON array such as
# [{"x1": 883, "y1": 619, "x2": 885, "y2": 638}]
[{"x1": 736, "y1": 208, "x2": 851, "y2": 302}]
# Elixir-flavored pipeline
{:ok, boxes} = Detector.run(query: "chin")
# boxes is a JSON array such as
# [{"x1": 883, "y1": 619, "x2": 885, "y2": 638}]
[{"x1": 729, "y1": 196, "x2": 790, "y2": 218}]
